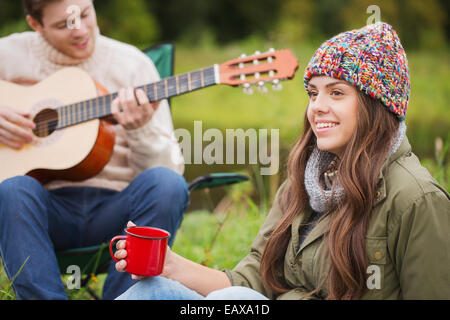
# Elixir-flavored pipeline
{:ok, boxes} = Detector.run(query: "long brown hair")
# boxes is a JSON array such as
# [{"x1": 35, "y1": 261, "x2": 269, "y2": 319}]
[{"x1": 260, "y1": 90, "x2": 400, "y2": 299}]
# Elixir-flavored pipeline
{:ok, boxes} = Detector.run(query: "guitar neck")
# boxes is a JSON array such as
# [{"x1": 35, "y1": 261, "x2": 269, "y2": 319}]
[{"x1": 56, "y1": 65, "x2": 218, "y2": 129}]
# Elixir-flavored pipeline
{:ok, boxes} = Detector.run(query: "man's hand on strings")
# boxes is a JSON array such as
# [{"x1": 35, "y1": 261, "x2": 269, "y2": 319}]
[{"x1": 111, "y1": 87, "x2": 160, "y2": 130}]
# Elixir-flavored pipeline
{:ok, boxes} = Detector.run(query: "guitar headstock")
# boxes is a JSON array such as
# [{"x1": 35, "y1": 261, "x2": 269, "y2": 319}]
[{"x1": 218, "y1": 48, "x2": 299, "y2": 94}]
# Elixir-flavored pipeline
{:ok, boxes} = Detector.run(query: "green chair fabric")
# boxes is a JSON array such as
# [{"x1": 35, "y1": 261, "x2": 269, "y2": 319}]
[
  {"x1": 143, "y1": 42, "x2": 175, "y2": 80},
  {"x1": 188, "y1": 173, "x2": 249, "y2": 191},
  {"x1": 143, "y1": 42, "x2": 175, "y2": 107}
]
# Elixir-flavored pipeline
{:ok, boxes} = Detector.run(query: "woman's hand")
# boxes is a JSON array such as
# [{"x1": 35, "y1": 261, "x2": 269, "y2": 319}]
[
  {"x1": 114, "y1": 221, "x2": 142, "y2": 280},
  {"x1": 0, "y1": 107, "x2": 36, "y2": 149},
  {"x1": 114, "y1": 221, "x2": 173, "y2": 280},
  {"x1": 111, "y1": 87, "x2": 160, "y2": 130},
  {"x1": 115, "y1": 222, "x2": 231, "y2": 295}
]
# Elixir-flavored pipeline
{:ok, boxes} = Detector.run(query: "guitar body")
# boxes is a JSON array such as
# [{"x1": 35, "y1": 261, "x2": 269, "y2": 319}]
[{"x1": 0, "y1": 67, "x2": 115, "y2": 184}]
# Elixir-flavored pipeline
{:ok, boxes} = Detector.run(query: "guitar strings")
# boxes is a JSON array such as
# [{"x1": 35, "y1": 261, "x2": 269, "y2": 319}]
[
  {"x1": 31, "y1": 66, "x2": 221, "y2": 130},
  {"x1": 31, "y1": 61, "x2": 276, "y2": 133},
  {"x1": 31, "y1": 74, "x2": 218, "y2": 136},
  {"x1": 32, "y1": 75, "x2": 215, "y2": 127}
]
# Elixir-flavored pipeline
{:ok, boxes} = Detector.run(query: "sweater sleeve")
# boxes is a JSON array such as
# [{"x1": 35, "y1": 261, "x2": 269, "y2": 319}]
[
  {"x1": 0, "y1": 32, "x2": 36, "y2": 82},
  {"x1": 120, "y1": 48, "x2": 184, "y2": 176}
]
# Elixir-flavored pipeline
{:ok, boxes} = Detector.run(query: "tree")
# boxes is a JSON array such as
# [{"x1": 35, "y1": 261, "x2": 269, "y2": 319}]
[
  {"x1": 95, "y1": 0, "x2": 159, "y2": 47},
  {"x1": 338, "y1": 0, "x2": 447, "y2": 50}
]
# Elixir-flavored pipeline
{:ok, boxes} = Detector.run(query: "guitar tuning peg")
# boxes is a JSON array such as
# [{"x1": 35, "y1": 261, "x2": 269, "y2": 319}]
[
  {"x1": 258, "y1": 84, "x2": 268, "y2": 93},
  {"x1": 267, "y1": 48, "x2": 275, "y2": 63},
  {"x1": 243, "y1": 83, "x2": 253, "y2": 95},
  {"x1": 272, "y1": 79, "x2": 283, "y2": 91},
  {"x1": 272, "y1": 83, "x2": 283, "y2": 91},
  {"x1": 254, "y1": 50, "x2": 261, "y2": 56},
  {"x1": 243, "y1": 87, "x2": 254, "y2": 95},
  {"x1": 240, "y1": 53, "x2": 247, "y2": 58}
]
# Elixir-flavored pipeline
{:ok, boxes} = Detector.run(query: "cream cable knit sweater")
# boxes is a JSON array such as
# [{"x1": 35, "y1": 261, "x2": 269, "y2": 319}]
[{"x1": 0, "y1": 31, "x2": 184, "y2": 191}]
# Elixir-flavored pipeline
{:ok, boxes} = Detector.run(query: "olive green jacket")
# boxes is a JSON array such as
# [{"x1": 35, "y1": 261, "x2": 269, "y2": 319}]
[{"x1": 225, "y1": 137, "x2": 450, "y2": 299}]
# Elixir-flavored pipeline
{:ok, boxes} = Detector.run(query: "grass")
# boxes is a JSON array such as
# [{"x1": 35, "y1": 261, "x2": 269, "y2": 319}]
[
  {"x1": 0, "y1": 256, "x2": 29, "y2": 300},
  {"x1": 173, "y1": 180, "x2": 268, "y2": 271}
]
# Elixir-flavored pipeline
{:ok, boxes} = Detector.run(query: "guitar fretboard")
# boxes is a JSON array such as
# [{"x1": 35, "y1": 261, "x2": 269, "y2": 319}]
[{"x1": 55, "y1": 65, "x2": 217, "y2": 129}]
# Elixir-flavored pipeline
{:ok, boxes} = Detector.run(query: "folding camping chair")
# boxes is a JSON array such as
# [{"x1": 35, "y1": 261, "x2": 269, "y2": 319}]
[{"x1": 55, "y1": 42, "x2": 249, "y2": 299}]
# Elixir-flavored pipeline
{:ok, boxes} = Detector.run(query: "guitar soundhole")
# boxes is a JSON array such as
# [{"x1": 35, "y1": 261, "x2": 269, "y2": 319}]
[{"x1": 33, "y1": 108, "x2": 59, "y2": 138}]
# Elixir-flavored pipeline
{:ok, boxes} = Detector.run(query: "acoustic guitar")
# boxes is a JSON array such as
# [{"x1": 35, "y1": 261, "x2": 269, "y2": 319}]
[{"x1": 0, "y1": 49, "x2": 298, "y2": 184}]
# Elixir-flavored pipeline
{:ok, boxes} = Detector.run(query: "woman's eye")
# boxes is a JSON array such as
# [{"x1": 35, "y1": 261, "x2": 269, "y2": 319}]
[
  {"x1": 331, "y1": 90, "x2": 343, "y2": 96},
  {"x1": 307, "y1": 91, "x2": 318, "y2": 98}
]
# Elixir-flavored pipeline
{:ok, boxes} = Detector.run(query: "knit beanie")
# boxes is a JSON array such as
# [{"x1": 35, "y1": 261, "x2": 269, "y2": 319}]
[{"x1": 304, "y1": 22, "x2": 410, "y2": 121}]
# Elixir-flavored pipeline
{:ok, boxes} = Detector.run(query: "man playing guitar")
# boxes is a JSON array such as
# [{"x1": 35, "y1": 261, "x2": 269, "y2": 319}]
[{"x1": 0, "y1": 0, "x2": 188, "y2": 299}]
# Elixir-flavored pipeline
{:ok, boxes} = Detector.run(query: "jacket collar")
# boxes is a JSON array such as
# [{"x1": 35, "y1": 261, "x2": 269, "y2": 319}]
[
  {"x1": 295, "y1": 136, "x2": 412, "y2": 254},
  {"x1": 380, "y1": 134, "x2": 411, "y2": 174},
  {"x1": 374, "y1": 135, "x2": 411, "y2": 206}
]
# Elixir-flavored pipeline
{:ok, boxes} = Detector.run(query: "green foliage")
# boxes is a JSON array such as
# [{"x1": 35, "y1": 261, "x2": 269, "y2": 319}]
[
  {"x1": 0, "y1": 258, "x2": 15, "y2": 300},
  {"x1": 0, "y1": 256, "x2": 30, "y2": 300},
  {"x1": 172, "y1": 182, "x2": 269, "y2": 270},
  {"x1": 0, "y1": 0, "x2": 29, "y2": 37},
  {"x1": 95, "y1": 0, "x2": 159, "y2": 48},
  {"x1": 0, "y1": 0, "x2": 25, "y2": 24},
  {"x1": 273, "y1": 0, "x2": 449, "y2": 51},
  {"x1": 403, "y1": 50, "x2": 450, "y2": 157},
  {"x1": 0, "y1": 0, "x2": 448, "y2": 49},
  {"x1": 275, "y1": 0, "x2": 317, "y2": 45},
  {"x1": 148, "y1": 0, "x2": 283, "y2": 44},
  {"x1": 0, "y1": 19, "x2": 29, "y2": 38},
  {"x1": 421, "y1": 137, "x2": 449, "y2": 191}
]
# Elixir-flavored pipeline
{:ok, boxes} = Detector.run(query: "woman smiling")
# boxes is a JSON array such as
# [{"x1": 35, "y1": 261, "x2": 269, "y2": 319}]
[{"x1": 115, "y1": 22, "x2": 450, "y2": 300}]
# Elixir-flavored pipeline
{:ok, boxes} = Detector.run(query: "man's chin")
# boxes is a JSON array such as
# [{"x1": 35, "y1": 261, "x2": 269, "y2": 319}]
[{"x1": 68, "y1": 44, "x2": 95, "y2": 60}]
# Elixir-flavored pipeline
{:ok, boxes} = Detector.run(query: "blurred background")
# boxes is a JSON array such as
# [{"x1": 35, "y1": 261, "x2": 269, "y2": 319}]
[
  {"x1": 0, "y1": 0, "x2": 449, "y2": 210},
  {"x1": 0, "y1": 0, "x2": 449, "y2": 299}
]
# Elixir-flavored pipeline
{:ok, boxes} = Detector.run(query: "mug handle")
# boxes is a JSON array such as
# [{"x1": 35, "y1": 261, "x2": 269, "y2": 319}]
[{"x1": 109, "y1": 235, "x2": 127, "y2": 262}]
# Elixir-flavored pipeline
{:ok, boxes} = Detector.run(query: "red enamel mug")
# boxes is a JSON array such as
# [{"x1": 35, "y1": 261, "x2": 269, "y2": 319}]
[{"x1": 109, "y1": 226, "x2": 170, "y2": 277}]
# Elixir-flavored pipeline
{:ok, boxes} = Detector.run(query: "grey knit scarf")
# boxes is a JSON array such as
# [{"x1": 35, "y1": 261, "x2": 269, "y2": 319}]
[{"x1": 304, "y1": 121, "x2": 407, "y2": 213}]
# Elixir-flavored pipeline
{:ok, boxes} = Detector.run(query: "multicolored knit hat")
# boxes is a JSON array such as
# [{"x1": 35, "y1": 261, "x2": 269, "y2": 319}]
[{"x1": 304, "y1": 22, "x2": 410, "y2": 121}]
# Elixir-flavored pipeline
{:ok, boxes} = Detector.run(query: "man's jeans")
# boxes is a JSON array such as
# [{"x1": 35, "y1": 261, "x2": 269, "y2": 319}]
[
  {"x1": 116, "y1": 276, "x2": 269, "y2": 300},
  {"x1": 0, "y1": 166, "x2": 189, "y2": 300}
]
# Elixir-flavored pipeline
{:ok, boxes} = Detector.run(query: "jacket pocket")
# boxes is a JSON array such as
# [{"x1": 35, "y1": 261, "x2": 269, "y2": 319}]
[
  {"x1": 364, "y1": 237, "x2": 387, "y2": 299},
  {"x1": 366, "y1": 236, "x2": 387, "y2": 265}
]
